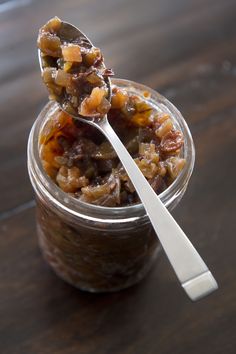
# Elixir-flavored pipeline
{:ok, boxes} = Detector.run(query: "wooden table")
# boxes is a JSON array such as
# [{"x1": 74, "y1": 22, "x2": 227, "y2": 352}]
[{"x1": 1, "y1": 0, "x2": 236, "y2": 353}]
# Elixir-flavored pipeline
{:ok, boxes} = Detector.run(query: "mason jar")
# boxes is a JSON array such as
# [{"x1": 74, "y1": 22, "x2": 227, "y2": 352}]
[{"x1": 27, "y1": 78, "x2": 195, "y2": 292}]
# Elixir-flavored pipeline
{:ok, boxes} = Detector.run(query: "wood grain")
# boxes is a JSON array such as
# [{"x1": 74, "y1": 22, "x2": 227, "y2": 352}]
[{"x1": 0, "y1": 0, "x2": 236, "y2": 353}]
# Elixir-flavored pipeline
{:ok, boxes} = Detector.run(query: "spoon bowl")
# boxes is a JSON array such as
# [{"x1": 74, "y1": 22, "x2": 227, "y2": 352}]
[{"x1": 38, "y1": 20, "x2": 112, "y2": 115}]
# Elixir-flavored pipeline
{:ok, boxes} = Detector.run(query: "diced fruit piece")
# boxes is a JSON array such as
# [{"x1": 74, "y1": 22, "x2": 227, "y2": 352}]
[
  {"x1": 131, "y1": 113, "x2": 150, "y2": 126},
  {"x1": 40, "y1": 110, "x2": 72, "y2": 144},
  {"x1": 84, "y1": 47, "x2": 102, "y2": 66},
  {"x1": 139, "y1": 143, "x2": 159, "y2": 163},
  {"x1": 97, "y1": 97, "x2": 111, "y2": 115},
  {"x1": 55, "y1": 69, "x2": 72, "y2": 87},
  {"x1": 131, "y1": 100, "x2": 153, "y2": 127},
  {"x1": 40, "y1": 139, "x2": 63, "y2": 170},
  {"x1": 62, "y1": 44, "x2": 82, "y2": 63},
  {"x1": 38, "y1": 32, "x2": 61, "y2": 57},
  {"x1": 155, "y1": 116, "x2": 173, "y2": 138},
  {"x1": 42, "y1": 67, "x2": 57, "y2": 83},
  {"x1": 43, "y1": 16, "x2": 62, "y2": 34},
  {"x1": 80, "y1": 87, "x2": 110, "y2": 117},
  {"x1": 56, "y1": 166, "x2": 89, "y2": 193},
  {"x1": 135, "y1": 158, "x2": 158, "y2": 179},
  {"x1": 86, "y1": 71, "x2": 104, "y2": 86},
  {"x1": 111, "y1": 89, "x2": 129, "y2": 109},
  {"x1": 42, "y1": 67, "x2": 63, "y2": 97},
  {"x1": 166, "y1": 157, "x2": 186, "y2": 179},
  {"x1": 80, "y1": 172, "x2": 120, "y2": 206}
]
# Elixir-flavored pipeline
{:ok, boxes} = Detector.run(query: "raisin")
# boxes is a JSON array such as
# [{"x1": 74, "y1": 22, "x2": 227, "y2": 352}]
[{"x1": 160, "y1": 130, "x2": 184, "y2": 153}]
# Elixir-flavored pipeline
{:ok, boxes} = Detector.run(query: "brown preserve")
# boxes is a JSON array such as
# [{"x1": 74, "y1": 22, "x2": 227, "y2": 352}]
[{"x1": 28, "y1": 79, "x2": 195, "y2": 292}]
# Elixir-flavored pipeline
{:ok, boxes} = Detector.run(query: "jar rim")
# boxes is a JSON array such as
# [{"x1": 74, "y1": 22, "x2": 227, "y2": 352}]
[{"x1": 28, "y1": 78, "x2": 195, "y2": 223}]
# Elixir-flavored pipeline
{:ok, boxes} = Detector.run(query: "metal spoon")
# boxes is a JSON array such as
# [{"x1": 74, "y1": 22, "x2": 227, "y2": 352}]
[{"x1": 38, "y1": 21, "x2": 218, "y2": 301}]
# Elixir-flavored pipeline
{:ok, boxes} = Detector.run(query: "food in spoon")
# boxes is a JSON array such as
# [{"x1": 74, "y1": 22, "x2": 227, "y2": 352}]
[
  {"x1": 37, "y1": 17, "x2": 113, "y2": 118},
  {"x1": 40, "y1": 86, "x2": 186, "y2": 206}
]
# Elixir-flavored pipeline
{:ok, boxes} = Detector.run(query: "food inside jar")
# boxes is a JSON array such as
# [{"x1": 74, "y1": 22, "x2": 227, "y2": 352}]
[
  {"x1": 37, "y1": 17, "x2": 113, "y2": 118},
  {"x1": 40, "y1": 86, "x2": 186, "y2": 206}
]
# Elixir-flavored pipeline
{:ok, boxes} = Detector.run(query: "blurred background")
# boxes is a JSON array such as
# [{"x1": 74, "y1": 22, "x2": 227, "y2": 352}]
[{"x1": 1, "y1": 0, "x2": 236, "y2": 353}]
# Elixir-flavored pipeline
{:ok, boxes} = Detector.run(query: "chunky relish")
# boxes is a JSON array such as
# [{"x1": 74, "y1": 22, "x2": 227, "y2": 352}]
[{"x1": 40, "y1": 86, "x2": 186, "y2": 206}]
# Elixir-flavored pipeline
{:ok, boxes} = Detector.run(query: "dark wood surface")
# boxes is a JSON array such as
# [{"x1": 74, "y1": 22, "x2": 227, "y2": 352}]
[{"x1": 1, "y1": 0, "x2": 236, "y2": 353}]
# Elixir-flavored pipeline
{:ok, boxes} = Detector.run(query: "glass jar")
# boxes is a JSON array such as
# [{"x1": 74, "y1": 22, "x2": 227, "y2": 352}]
[{"x1": 27, "y1": 78, "x2": 195, "y2": 292}]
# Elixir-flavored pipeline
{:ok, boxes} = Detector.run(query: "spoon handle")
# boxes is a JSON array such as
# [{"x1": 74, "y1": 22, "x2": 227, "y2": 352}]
[{"x1": 99, "y1": 118, "x2": 218, "y2": 301}]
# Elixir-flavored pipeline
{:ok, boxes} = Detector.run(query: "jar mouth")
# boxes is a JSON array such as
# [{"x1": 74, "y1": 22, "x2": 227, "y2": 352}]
[{"x1": 28, "y1": 78, "x2": 195, "y2": 221}]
